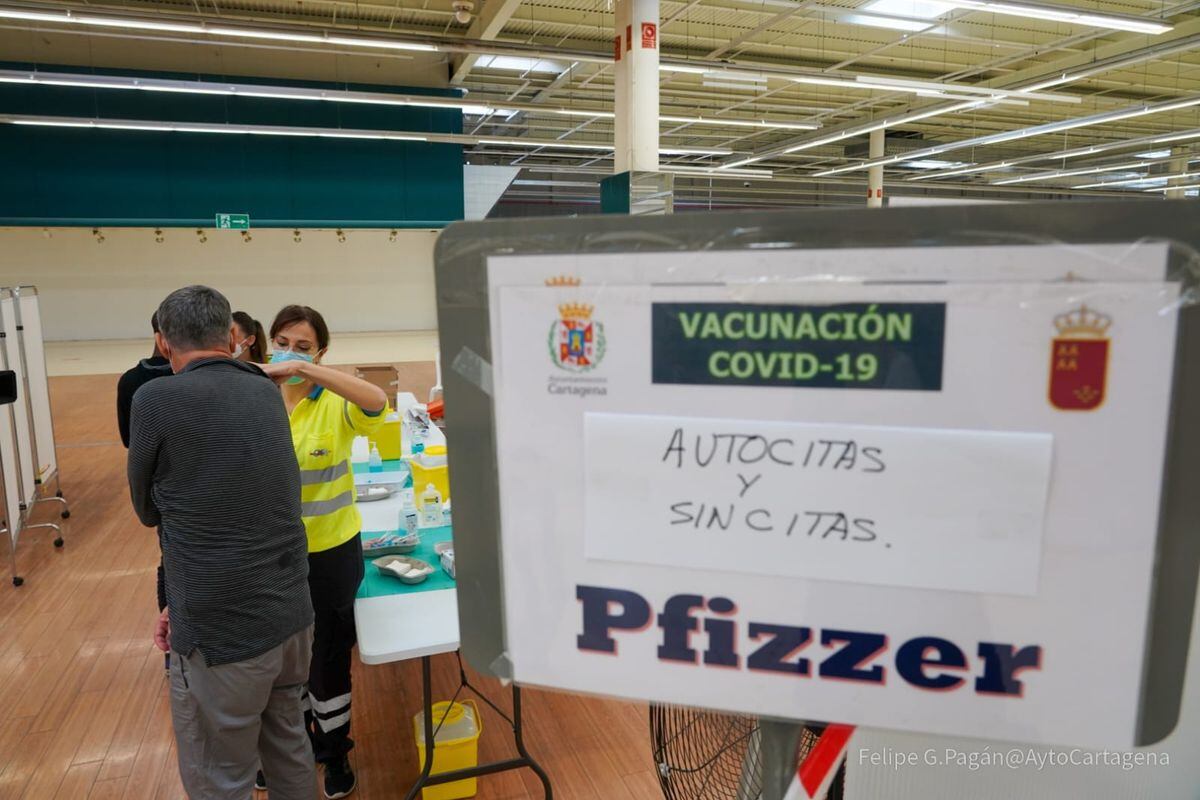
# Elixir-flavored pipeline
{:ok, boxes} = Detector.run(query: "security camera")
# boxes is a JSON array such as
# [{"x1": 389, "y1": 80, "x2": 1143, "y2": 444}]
[
  {"x1": 743, "y1": 180, "x2": 752, "y2": 187},
  {"x1": 453, "y1": 0, "x2": 474, "y2": 23}
]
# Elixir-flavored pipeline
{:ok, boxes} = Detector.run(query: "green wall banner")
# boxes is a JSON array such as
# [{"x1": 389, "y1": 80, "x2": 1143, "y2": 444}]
[{"x1": 0, "y1": 64, "x2": 465, "y2": 227}]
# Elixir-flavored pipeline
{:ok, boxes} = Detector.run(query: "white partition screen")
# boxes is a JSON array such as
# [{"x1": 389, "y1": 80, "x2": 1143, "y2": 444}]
[
  {"x1": 0, "y1": 291, "x2": 35, "y2": 504},
  {"x1": 0, "y1": 337, "x2": 22, "y2": 548},
  {"x1": 15, "y1": 289, "x2": 56, "y2": 484}
]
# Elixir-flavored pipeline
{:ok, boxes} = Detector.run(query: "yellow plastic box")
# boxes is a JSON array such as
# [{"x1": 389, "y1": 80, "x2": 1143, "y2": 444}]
[
  {"x1": 413, "y1": 700, "x2": 482, "y2": 800},
  {"x1": 411, "y1": 445, "x2": 450, "y2": 503},
  {"x1": 370, "y1": 418, "x2": 402, "y2": 461}
]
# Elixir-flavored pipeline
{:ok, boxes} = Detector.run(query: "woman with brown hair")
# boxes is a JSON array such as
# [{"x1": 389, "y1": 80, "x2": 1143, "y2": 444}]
[
  {"x1": 232, "y1": 311, "x2": 268, "y2": 364},
  {"x1": 259, "y1": 304, "x2": 388, "y2": 799}
]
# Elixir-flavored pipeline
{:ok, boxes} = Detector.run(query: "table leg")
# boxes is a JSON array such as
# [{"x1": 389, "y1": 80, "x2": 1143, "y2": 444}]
[
  {"x1": 512, "y1": 686, "x2": 553, "y2": 798},
  {"x1": 403, "y1": 656, "x2": 438, "y2": 800},
  {"x1": 402, "y1": 653, "x2": 553, "y2": 799}
]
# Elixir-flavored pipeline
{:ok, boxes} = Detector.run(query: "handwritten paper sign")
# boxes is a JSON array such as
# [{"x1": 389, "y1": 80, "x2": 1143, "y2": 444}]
[{"x1": 584, "y1": 413, "x2": 1053, "y2": 595}]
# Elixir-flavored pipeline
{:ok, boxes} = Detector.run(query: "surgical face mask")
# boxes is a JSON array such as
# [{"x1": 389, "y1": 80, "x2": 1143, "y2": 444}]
[
  {"x1": 270, "y1": 349, "x2": 315, "y2": 384},
  {"x1": 232, "y1": 341, "x2": 246, "y2": 359}
]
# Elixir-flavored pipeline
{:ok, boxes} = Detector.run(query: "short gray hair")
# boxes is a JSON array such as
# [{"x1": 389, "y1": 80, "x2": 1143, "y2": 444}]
[{"x1": 156, "y1": 286, "x2": 233, "y2": 352}]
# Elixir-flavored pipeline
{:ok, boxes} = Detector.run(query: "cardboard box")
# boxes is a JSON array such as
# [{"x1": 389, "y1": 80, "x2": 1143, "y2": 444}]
[{"x1": 355, "y1": 365, "x2": 399, "y2": 395}]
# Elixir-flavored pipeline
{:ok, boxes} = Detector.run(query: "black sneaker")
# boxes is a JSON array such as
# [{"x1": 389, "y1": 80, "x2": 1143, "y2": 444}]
[
  {"x1": 254, "y1": 770, "x2": 267, "y2": 791},
  {"x1": 323, "y1": 758, "x2": 357, "y2": 799}
]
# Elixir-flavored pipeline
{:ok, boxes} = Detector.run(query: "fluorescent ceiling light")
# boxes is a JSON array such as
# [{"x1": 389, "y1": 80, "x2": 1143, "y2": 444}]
[
  {"x1": 481, "y1": 138, "x2": 731, "y2": 156},
  {"x1": 553, "y1": 108, "x2": 819, "y2": 131},
  {"x1": 853, "y1": 74, "x2": 1080, "y2": 103},
  {"x1": 991, "y1": 160, "x2": 1152, "y2": 185},
  {"x1": 707, "y1": 71, "x2": 766, "y2": 82},
  {"x1": 817, "y1": 94, "x2": 1200, "y2": 176},
  {"x1": 1135, "y1": 149, "x2": 1172, "y2": 159},
  {"x1": 474, "y1": 55, "x2": 565, "y2": 74},
  {"x1": 480, "y1": 138, "x2": 605, "y2": 150},
  {"x1": 0, "y1": 6, "x2": 437, "y2": 50},
  {"x1": 863, "y1": 0, "x2": 955, "y2": 18},
  {"x1": 1147, "y1": 182, "x2": 1200, "y2": 192},
  {"x1": 721, "y1": 156, "x2": 770, "y2": 170},
  {"x1": 8, "y1": 117, "x2": 427, "y2": 140},
  {"x1": 661, "y1": 115, "x2": 820, "y2": 131},
  {"x1": 951, "y1": 0, "x2": 1171, "y2": 34},
  {"x1": 0, "y1": 69, "x2": 500, "y2": 115},
  {"x1": 791, "y1": 74, "x2": 1033, "y2": 106},
  {"x1": 554, "y1": 109, "x2": 617, "y2": 119},
  {"x1": 794, "y1": 75, "x2": 883, "y2": 90},
  {"x1": 843, "y1": 13, "x2": 936, "y2": 30},
  {"x1": 659, "y1": 64, "x2": 710, "y2": 75},
  {"x1": 661, "y1": 146, "x2": 735, "y2": 156},
  {"x1": 1075, "y1": 175, "x2": 1181, "y2": 190},
  {"x1": 663, "y1": 165, "x2": 774, "y2": 178},
  {"x1": 702, "y1": 80, "x2": 768, "y2": 92},
  {"x1": 512, "y1": 179, "x2": 598, "y2": 188},
  {"x1": 901, "y1": 159, "x2": 970, "y2": 169},
  {"x1": 911, "y1": 127, "x2": 1200, "y2": 181}
]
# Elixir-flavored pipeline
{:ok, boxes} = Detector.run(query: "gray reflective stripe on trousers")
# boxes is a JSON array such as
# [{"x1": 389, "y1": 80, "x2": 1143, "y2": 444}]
[
  {"x1": 298, "y1": 459, "x2": 351, "y2": 487},
  {"x1": 300, "y1": 490, "x2": 354, "y2": 518}
]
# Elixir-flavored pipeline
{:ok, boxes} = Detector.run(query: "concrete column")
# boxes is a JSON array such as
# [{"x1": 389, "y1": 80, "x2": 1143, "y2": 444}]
[
  {"x1": 613, "y1": 0, "x2": 660, "y2": 174},
  {"x1": 1165, "y1": 145, "x2": 1189, "y2": 199},
  {"x1": 867, "y1": 129, "x2": 885, "y2": 208}
]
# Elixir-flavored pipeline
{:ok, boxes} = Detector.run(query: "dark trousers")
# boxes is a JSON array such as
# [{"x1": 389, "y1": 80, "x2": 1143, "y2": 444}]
[{"x1": 303, "y1": 533, "x2": 365, "y2": 765}]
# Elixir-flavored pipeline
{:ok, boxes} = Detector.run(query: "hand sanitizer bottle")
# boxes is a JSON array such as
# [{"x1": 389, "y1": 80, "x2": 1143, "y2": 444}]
[
  {"x1": 368, "y1": 443, "x2": 383, "y2": 473},
  {"x1": 419, "y1": 483, "x2": 444, "y2": 527}
]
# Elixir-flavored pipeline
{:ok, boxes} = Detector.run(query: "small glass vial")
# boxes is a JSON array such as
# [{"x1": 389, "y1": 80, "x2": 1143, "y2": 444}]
[{"x1": 368, "y1": 442, "x2": 383, "y2": 473}]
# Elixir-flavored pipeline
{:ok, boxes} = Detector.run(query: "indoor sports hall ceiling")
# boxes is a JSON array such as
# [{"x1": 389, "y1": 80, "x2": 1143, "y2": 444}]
[{"x1": 2, "y1": 0, "x2": 1200, "y2": 207}]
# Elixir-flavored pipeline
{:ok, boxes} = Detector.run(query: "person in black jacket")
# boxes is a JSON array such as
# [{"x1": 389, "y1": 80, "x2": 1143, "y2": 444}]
[
  {"x1": 116, "y1": 312, "x2": 172, "y2": 447},
  {"x1": 116, "y1": 311, "x2": 173, "y2": 668}
]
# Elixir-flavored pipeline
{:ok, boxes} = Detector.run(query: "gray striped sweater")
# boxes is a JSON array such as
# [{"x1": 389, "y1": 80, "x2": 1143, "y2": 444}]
[{"x1": 127, "y1": 357, "x2": 314, "y2": 666}]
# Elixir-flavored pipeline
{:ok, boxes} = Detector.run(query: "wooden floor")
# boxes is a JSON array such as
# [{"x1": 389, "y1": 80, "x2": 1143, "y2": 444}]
[{"x1": 0, "y1": 370, "x2": 659, "y2": 800}]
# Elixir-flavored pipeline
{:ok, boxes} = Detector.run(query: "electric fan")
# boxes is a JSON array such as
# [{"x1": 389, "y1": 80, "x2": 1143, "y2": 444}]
[{"x1": 650, "y1": 706, "x2": 842, "y2": 800}]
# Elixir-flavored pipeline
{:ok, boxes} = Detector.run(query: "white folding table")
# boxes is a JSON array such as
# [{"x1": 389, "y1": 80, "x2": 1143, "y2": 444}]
[{"x1": 353, "y1": 477, "x2": 552, "y2": 799}]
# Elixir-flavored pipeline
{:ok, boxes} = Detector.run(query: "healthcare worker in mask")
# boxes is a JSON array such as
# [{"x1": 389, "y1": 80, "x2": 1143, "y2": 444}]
[
  {"x1": 260, "y1": 304, "x2": 388, "y2": 800},
  {"x1": 232, "y1": 311, "x2": 267, "y2": 364}
]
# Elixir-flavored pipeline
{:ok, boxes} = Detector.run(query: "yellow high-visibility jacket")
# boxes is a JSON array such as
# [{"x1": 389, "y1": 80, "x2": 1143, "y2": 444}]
[{"x1": 288, "y1": 385, "x2": 387, "y2": 553}]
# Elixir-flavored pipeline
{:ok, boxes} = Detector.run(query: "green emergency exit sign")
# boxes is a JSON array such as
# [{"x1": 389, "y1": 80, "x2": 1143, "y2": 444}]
[{"x1": 215, "y1": 213, "x2": 250, "y2": 230}]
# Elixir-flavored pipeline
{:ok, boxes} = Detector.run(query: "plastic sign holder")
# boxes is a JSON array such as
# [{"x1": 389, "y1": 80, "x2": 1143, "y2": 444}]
[{"x1": 433, "y1": 201, "x2": 1200, "y2": 794}]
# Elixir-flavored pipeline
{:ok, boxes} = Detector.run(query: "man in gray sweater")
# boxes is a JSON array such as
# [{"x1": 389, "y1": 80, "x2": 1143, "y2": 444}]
[{"x1": 127, "y1": 285, "x2": 316, "y2": 800}]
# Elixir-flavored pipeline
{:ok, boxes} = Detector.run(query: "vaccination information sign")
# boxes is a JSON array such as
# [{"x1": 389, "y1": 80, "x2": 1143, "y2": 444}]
[{"x1": 486, "y1": 244, "x2": 1181, "y2": 749}]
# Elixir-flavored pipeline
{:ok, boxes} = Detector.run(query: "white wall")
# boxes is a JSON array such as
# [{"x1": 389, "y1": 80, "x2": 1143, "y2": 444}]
[{"x1": 0, "y1": 226, "x2": 438, "y2": 341}]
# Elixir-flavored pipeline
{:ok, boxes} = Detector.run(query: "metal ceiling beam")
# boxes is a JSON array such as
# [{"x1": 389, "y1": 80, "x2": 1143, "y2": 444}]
[
  {"x1": 981, "y1": 15, "x2": 1200, "y2": 93},
  {"x1": 705, "y1": 1, "x2": 812, "y2": 59},
  {"x1": 713, "y1": 3, "x2": 1200, "y2": 169},
  {"x1": 449, "y1": 0, "x2": 526, "y2": 85}
]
